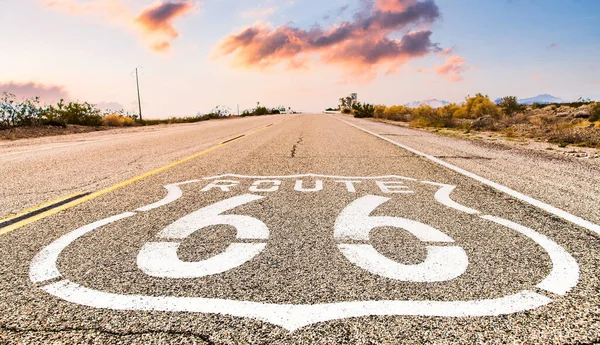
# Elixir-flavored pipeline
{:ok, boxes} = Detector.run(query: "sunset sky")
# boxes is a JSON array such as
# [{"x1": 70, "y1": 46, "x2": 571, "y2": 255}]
[{"x1": 1, "y1": 0, "x2": 599, "y2": 117}]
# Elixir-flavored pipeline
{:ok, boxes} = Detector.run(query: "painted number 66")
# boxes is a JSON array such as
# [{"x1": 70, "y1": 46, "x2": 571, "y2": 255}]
[{"x1": 137, "y1": 195, "x2": 468, "y2": 282}]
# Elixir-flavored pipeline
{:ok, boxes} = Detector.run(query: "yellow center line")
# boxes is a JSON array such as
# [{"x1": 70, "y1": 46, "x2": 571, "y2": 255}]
[
  {"x1": 0, "y1": 191, "x2": 86, "y2": 224},
  {"x1": 0, "y1": 119, "x2": 288, "y2": 236}
]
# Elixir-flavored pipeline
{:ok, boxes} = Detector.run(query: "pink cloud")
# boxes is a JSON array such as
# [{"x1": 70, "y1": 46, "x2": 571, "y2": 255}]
[
  {"x1": 136, "y1": 1, "x2": 195, "y2": 40},
  {"x1": 435, "y1": 55, "x2": 468, "y2": 82},
  {"x1": 0, "y1": 81, "x2": 69, "y2": 103},
  {"x1": 215, "y1": 0, "x2": 444, "y2": 79},
  {"x1": 43, "y1": 0, "x2": 197, "y2": 53}
]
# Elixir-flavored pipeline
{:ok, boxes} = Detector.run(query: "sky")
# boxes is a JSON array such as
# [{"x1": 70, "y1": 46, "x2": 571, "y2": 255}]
[{"x1": 1, "y1": 0, "x2": 599, "y2": 117}]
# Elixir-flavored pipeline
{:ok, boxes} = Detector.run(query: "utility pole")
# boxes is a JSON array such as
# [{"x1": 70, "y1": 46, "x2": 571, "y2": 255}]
[
  {"x1": 135, "y1": 67, "x2": 143, "y2": 122},
  {"x1": 237, "y1": 104, "x2": 240, "y2": 116}
]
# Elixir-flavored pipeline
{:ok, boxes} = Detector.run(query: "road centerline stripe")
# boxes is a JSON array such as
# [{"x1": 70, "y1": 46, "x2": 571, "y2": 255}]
[
  {"x1": 0, "y1": 192, "x2": 88, "y2": 228},
  {"x1": 0, "y1": 121, "x2": 285, "y2": 236},
  {"x1": 332, "y1": 115, "x2": 600, "y2": 237},
  {"x1": 221, "y1": 134, "x2": 246, "y2": 144}
]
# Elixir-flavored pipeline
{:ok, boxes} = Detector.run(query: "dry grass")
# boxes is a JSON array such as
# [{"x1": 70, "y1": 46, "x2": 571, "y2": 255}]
[{"x1": 102, "y1": 114, "x2": 136, "y2": 127}]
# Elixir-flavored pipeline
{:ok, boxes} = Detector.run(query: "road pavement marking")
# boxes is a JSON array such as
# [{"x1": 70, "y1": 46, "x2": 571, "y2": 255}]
[
  {"x1": 482, "y1": 215, "x2": 579, "y2": 296},
  {"x1": 334, "y1": 195, "x2": 468, "y2": 282},
  {"x1": 0, "y1": 192, "x2": 89, "y2": 235},
  {"x1": 334, "y1": 116, "x2": 600, "y2": 237},
  {"x1": 0, "y1": 122, "x2": 284, "y2": 236},
  {"x1": 138, "y1": 194, "x2": 269, "y2": 278},
  {"x1": 29, "y1": 175, "x2": 579, "y2": 331},
  {"x1": 221, "y1": 134, "x2": 246, "y2": 144}
]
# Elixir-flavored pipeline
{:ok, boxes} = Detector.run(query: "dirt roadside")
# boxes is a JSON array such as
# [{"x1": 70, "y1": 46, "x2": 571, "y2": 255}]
[
  {"x1": 0, "y1": 124, "x2": 111, "y2": 141},
  {"x1": 370, "y1": 118, "x2": 600, "y2": 162}
]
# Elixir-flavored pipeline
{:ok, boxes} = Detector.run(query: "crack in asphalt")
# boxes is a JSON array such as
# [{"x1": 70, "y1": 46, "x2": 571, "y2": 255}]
[
  {"x1": 291, "y1": 135, "x2": 304, "y2": 158},
  {"x1": 435, "y1": 155, "x2": 493, "y2": 160}
]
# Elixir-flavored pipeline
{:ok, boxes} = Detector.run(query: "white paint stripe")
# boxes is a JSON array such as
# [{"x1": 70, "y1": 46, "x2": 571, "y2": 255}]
[
  {"x1": 204, "y1": 173, "x2": 417, "y2": 181},
  {"x1": 137, "y1": 242, "x2": 266, "y2": 279},
  {"x1": 334, "y1": 116, "x2": 600, "y2": 237},
  {"x1": 136, "y1": 180, "x2": 201, "y2": 212},
  {"x1": 42, "y1": 280, "x2": 551, "y2": 332},
  {"x1": 157, "y1": 194, "x2": 269, "y2": 240},
  {"x1": 482, "y1": 215, "x2": 579, "y2": 295},
  {"x1": 333, "y1": 195, "x2": 455, "y2": 242},
  {"x1": 339, "y1": 244, "x2": 468, "y2": 283},
  {"x1": 422, "y1": 182, "x2": 480, "y2": 215},
  {"x1": 29, "y1": 212, "x2": 136, "y2": 283}
]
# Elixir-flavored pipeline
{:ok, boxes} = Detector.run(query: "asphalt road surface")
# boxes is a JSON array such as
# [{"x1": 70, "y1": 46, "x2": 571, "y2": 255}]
[{"x1": 0, "y1": 114, "x2": 599, "y2": 344}]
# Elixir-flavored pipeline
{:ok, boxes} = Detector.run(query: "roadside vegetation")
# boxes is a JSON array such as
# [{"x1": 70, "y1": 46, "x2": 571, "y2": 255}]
[
  {"x1": 0, "y1": 93, "x2": 287, "y2": 139},
  {"x1": 339, "y1": 94, "x2": 600, "y2": 148}
]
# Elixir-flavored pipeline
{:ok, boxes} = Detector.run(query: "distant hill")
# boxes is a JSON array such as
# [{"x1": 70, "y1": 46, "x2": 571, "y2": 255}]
[
  {"x1": 495, "y1": 94, "x2": 565, "y2": 105},
  {"x1": 405, "y1": 99, "x2": 451, "y2": 108}
]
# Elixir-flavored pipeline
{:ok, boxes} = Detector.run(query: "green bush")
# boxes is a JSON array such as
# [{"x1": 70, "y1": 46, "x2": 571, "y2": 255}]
[
  {"x1": 342, "y1": 108, "x2": 352, "y2": 114},
  {"x1": 590, "y1": 103, "x2": 600, "y2": 122},
  {"x1": 44, "y1": 99, "x2": 103, "y2": 126},
  {"x1": 352, "y1": 102, "x2": 375, "y2": 118},
  {"x1": 253, "y1": 106, "x2": 269, "y2": 116},
  {"x1": 0, "y1": 93, "x2": 45, "y2": 128},
  {"x1": 498, "y1": 96, "x2": 524, "y2": 117},
  {"x1": 455, "y1": 93, "x2": 502, "y2": 119}
]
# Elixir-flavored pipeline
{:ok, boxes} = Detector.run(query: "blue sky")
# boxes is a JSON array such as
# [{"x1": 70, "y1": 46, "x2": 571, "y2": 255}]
[{"x1": 1, "y1": 0, "x2": 599, "y2": 117}]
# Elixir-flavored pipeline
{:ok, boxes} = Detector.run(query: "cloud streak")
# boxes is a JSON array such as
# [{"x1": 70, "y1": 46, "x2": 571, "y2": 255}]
[
  {"x1": 0, "y1": 82, "x2": 69, "y2": 103},
  {"x1": 435, "y1": 55, "x2": 468, "y2": 82},
  {"x1": 43, "y1": 0, "x2": 196, "y2": 52},
  {"x1": 216, "y1": 0, "x2": 444, "y2": 78}
]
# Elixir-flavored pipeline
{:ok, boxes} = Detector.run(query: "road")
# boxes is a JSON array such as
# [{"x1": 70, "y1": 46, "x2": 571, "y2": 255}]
[{"x1": 0, "y1": 114, "x2": 598, "y2": 344}]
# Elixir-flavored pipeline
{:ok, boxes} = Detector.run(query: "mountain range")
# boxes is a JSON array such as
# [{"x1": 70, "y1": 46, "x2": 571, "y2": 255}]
[
  {"x1": 404, "y1": 99, "x2": 451, "y2": 108},
  {"x1": 405, "y1": 94, "x2": 566, "y2": 109},
  {"x1": 494, "y1": 94, "x2": 564, "y2": 105}
]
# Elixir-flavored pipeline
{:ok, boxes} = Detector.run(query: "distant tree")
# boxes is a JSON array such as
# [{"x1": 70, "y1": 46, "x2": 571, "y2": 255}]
[
  {"x1": 498, "y1": 96, "x2": 523, "y2": 117},
  {"x1": 352, "y1": 102, "x2": 375, "y2": 118},
  {"x1": 590, "y1": 103, "x2": 600, "y2": 122},
  {"x1": 454, "y1": 93, "x2": 501, "y2": 119}
]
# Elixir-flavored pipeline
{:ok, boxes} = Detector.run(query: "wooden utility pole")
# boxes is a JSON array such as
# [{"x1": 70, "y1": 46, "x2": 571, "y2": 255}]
[{"x1": 135, "y1": 67, "x2": 143, "y2": 121}]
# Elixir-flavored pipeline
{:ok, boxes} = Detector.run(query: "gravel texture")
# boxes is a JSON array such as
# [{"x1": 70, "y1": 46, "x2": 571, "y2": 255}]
[{"x1": 0, "y1": 114, "x2": 598, "y2": 344}]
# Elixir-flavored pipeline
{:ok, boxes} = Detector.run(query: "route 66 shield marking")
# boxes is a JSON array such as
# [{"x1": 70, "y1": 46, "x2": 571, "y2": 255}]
[{"x1": 29, "y1": 174, "x2": 579, "y2": 332}]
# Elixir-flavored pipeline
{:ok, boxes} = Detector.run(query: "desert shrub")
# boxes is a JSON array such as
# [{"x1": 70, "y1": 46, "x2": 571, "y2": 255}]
[
  {"x1": 352, "y1": 102, "x2": 375, "y2": 118},
  {"x1": 531, "y1": 102, "x2": 546, "y2": 110},
  {"x1": 342, "y1": 108, "x2": 352, "y2": 114},
  {"x1": 254, "y1": 106, "x2": 269, "y2": 116},
  {"x1": 0, "y1": 93, "x2": 45, "y2": 128},
  {"x1": 384, "y1": 105, "x2": 412, "y2": 122},
  {"x1": 548, "y1": 127, "x2": 600, "y2": 147},
  {"x1": 455, "y1": 94, "x2": 502, "y2": 119},
  {"x1": 102, "y1": 114, "x2": 135, "y2": 127},
  {"x1": 437, "y1": 104, "x2": 460, "y2": 127},
  {"x1": 505, "y1": 113, "x2": 529, "y2": 125},
  {"x1": 374, "y1": 105, "x2": 387, "y2": 118},
  {"x1": 498, "y1": 96, "x2": 524, "y2": 117},
  {"x1": 44, "y1": 99, "x2": 103, "y2": 126},
  {"x1": 590, "y1": 103, "x2": 600, "y2": 122},
  {"x1": 410, "y1": 105, "x2": 454, "y2": 128}
]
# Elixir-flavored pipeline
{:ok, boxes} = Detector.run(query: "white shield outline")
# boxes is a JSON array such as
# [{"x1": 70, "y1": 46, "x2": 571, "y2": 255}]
[{"x1": 29, "y1": 174, "x2": 579, "y2": 332}]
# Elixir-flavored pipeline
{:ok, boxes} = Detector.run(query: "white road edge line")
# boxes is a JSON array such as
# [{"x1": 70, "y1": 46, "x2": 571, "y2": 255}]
[
  {"x1": 482, "y1": 215, "x2": 579, "y2": 296},
  {"x1": 333, "y1": 116, "x2": 600, "y2": 237}
]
